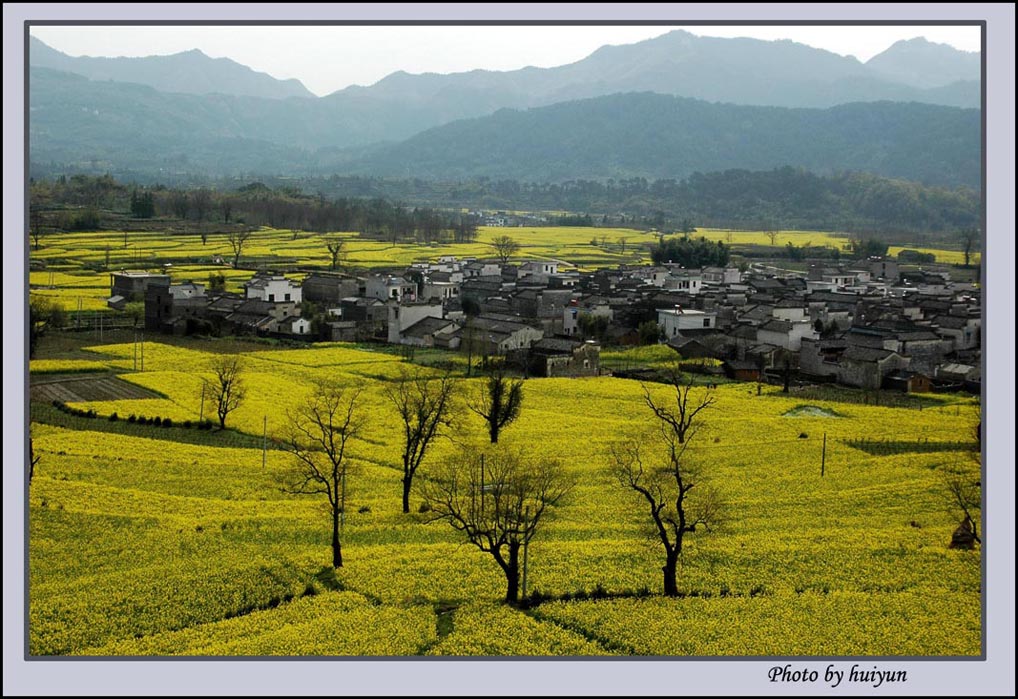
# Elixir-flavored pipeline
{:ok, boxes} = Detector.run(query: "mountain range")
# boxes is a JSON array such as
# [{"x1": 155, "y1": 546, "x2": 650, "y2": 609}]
[
  {"x1": 28, "y1": 31, "x2": 981, "y2": 188},
  {"x1": 341, "y1": 92, "x2": 981, "y2": 188},
  {"x1": 29, "y1": 36, "x2": 315, "y2": 100}
]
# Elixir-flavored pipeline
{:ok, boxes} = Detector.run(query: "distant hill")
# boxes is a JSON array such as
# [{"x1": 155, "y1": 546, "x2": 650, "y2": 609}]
[
  {"x1": 29, "y1": 30, "x2": 980, "y2": 156},
  {"x1": 866, "y1": 37, "x2": 980, "y2": 89},
  {"x1": 29, "y1": 36, "x2": 314, "y2": 100},
  {"x1": 29, "y1": 68, "x2": 979, "y2": 189},
  {"x1": 319, "y1": 30, "x2": 979, "y2": 115},
  {"x1": 341, "y1": 92, "x2": 981, "y2": 189},
  {"x1": 28, "y1": 68, "x2": 322, "y2": 176}
]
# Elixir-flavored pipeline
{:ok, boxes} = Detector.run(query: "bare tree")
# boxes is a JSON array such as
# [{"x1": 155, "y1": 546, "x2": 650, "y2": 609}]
[
  {"x1": 226, "y1": 230, "x2": 253, "y2": 268},
  {"x1": 490, "y1": 235, "x2": 520, "y2": 265},
  {"x1": 945, "y1": 469, "x2": 981, "y2": 549},
  {"x1": 462, "y1": 318, "x2": 479, "y2": 378},
  {"x1": 385, "y1": 368, "x2": 457, "y2": 513},
  {"x1": 203, "y1": 356, "x2": 246, "y2": 429},
  {"x1": 767, "y1": 229, "x2": 778, "y2": 246},
  {"x1": 613, "y1": 373, "x2": 721, "y2": 596},
  {"x1": 422, "y1": 445, "x2": 571, "y2": 603},
  {"x1": 642, "y1": 369, "x2": 716, "y2": 444},
  {"x1": 220, "y1": 197, "x2": 233, "y2": 225},
  {"x1": 469, "y1": 367, "x2": 524, "y2": 444},
  {"x1": 323, "y1": 234, "x2": 346, "y2": 271},
  {"x1": 281, "y1": 383, "x2": 362, "y2": 567},
  {"x1": 29, "y1": 204, "x2": 44, "y2": 250},
  {"x1": 958, "y1": 228, "x2": 979, "y2": 268}
]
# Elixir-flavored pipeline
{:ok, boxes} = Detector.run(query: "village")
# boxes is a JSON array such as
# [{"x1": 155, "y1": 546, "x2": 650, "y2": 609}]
[{"x1": 116, "y1": 252, "x2": 981, "y2": 393}]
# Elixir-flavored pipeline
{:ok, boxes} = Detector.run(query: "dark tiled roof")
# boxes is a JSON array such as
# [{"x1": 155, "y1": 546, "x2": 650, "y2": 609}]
[
  {"x1": 728, "y1": 325, "x2": 759, "y2": 341},
  {"x1": 724, "y1": 359, "x2": 760, "y2": 371},
  {"x1": 403, "y1": 316, "x2": 456, "y2": 338},
  {"x1": 842, "y1": 346, "x2": 897, "y2": 362},
  {"x1": 932, "y1": 315, "x2": 971, "y2": 330},
  {"x1": 531, "y1": 338, "x2": 583, "y2": 354}
]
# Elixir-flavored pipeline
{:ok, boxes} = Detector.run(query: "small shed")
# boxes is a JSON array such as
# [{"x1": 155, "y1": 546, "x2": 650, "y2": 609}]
[
  {"x1": 882, "y1": 370, "x2": 933, "y2": 394},
  {"x1": 722, "y1": 359, "x2": 762, "y2": 382},
  {"x1": 106, "y1": 295, "x2": 127, "y2": 311}
]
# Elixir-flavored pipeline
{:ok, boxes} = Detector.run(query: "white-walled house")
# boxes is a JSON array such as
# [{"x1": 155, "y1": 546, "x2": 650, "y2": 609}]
[
  {"x1": 464, "y1": 261, "x2": 502, "y2": 278},
  {"x1": 702, "y1": 266, "x2": 742, "y2": 285},
  {"x1": 367, "y1": 275, "x2": 417, "y2": 303},
  {"x1": 420, "y1": 280, "x2": 460, "y2": 302},
  {"x1": 772, "y1": 300, "x2": 807, "y2": 323},
  {"x1": 822, "y1": 270, "x2": 857, "y2": 289},
  {"x1": 756, "y1": 319, "x2": 817, "y2": 351},
  {"x1": 520, "y1": 260, "x2": 560, "y2": 277},
  {"x1": 245, "y1": 275, "x2": 302, "y2": 304},
  {"x1": 931, "y1": 315, "x2": 981, "y2": 351},
  {"x1": 665, "y1": 268, "x2": 703, "y2": 294},
  {"x1": 387, "y1": 301, "x2": 444, "y2": 343},
  {"x1": 657, "y1": 307, "x2": 717, "y2": 338},
  {"x1": 563, "y1": 298, "x2": 613, "y2": 336},
  {"x1": 168, "y1": 282, "x2": 205, "y2": 300},
  {"x1": 279, "y1": 316, "x2": 312, "y2": 336}
]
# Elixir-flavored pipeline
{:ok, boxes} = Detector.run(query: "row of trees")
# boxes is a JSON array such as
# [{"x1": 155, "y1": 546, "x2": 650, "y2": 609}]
[
  {"x1": 249, "y1": 167, "x2": 982, "y2": 237},
  {"x1": 31, "y1": 176, "x2": 481, "y2": 245},
  {"x1": 202, "y1": 354, "x2": 719, "y2": 602},
  {"x1": 30, "y1": 169, "x2": 982, "y2": 247}
]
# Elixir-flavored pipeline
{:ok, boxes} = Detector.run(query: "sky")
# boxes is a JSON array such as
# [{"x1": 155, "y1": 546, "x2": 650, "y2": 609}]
[{"x1": 29, "y1": 24, "x2": 982, "y2": 97}]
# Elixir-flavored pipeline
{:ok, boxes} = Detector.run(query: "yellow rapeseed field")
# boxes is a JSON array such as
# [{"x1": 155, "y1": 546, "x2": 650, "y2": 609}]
[{"x1": 28, "y1": 340, "x2": 981, "y2": 656}]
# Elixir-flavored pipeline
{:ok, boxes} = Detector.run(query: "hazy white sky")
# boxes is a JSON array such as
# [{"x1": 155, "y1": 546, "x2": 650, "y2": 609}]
[{"x1": 30, "y1": 25, "x2": 981, "y2": 97}]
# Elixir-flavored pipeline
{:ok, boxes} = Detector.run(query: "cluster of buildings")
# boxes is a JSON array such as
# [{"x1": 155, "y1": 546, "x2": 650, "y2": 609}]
[{"x1": 115, "y1": 252, "x2": 981, "y2": 391}]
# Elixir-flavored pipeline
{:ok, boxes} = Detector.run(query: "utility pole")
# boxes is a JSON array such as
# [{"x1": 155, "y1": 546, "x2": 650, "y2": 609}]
[
  {"x1": 821, "y1": 432, "x2": 827, "y2": 477},
  {"x1": 133, "y1": 331, "x2": 138, "y2": 371},
  {"x1": 199, "y1": 383, "x2": 206, "y2": 423}
]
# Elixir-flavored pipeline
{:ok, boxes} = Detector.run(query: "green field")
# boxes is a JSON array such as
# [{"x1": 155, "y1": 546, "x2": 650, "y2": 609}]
[{"x1": 28, "y1": 339, "x2": 981, "y2": 656}]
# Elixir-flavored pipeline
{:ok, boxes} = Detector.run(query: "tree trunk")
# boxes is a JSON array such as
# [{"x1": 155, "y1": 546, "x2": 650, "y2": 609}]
[
  {"x1": 332, "y1": 506, "x2": 343, "y2": 567},
  {"x1": 504, "y1": 543, "x2": 520, "y2": 603},
  {"x1": 663, "y1": 548, "x2": 679, "y2": 597},
  {"x1": 489, "y1": 421, "x2": 499, "y2": 444},
  {"x1": 402, "y1": 474, "x2": 412, "y2": 514}
]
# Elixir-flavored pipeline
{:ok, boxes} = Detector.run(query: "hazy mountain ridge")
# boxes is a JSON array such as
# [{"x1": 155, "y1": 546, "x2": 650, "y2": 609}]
[
  {"x1": 866, "y1": 37, "x2": 980, "y2": 89},
  {"x1": 29, "y1": 68, "x2": 979, "y2": 188},
  {"x1": 28, "y1": 31, "x2": 981, "y2": 186},
  {"x1": 29, "y1": 36, "x2": 315, "y2": 100},
  {"x1": 341, "y1": 92, "x2": 980, "y2": 189}
]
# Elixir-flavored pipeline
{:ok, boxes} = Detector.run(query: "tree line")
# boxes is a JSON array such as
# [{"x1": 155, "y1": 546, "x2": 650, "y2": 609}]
[
  {"x1": 30, "y1": 166, "x2": 981, "y2": 244},
  {"x1": 29, "y1": 175, "x2": 480, "y2": 245}
]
